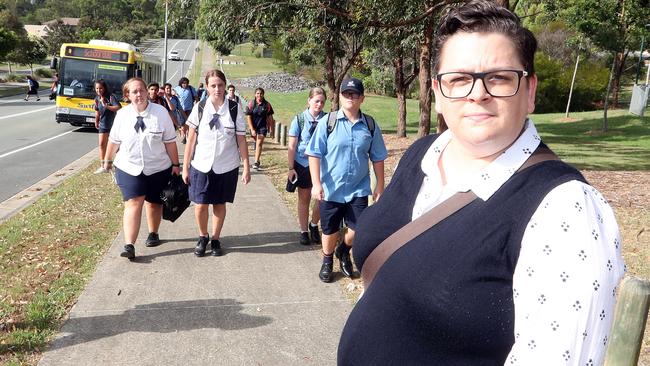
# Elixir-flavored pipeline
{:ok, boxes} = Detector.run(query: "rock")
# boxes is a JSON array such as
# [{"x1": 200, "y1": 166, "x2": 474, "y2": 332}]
[{"x1": 235, "y1": 72, "x2": 317, "y2": 93}]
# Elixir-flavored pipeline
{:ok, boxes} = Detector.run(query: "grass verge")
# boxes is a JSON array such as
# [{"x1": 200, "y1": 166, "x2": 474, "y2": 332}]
[{"x1": 0, "y1": 165, "x2": 122, "y2": 365}]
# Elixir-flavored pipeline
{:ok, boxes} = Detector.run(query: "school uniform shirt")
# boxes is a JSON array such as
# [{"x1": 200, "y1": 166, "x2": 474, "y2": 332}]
[
  {"x1": 94, "y1": 94, "x2": 120, "y2": 124},
  {"x1": 187, "y1": 99, "x2": 245, "y2": 174},
  {"x1": 174, "y1": 85, "x2": 197, "y2": 111},
  {"x1": 108, "y1": 102, "x2": 176, "y2": 176},
  {"x1": 288, "y1": 109, "x2": 325, "y2": 168},
  {"x1": 412, "y1": 119, "x2": 625, "y2": 365},
  {"x1": 306, "y1": 110, "x2": 388, "y2": 203}
]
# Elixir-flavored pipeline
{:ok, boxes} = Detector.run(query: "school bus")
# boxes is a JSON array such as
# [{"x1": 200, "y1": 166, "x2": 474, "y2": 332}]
[{"x1": 54, "y1": 39, "x2": 161, "y2": 126}]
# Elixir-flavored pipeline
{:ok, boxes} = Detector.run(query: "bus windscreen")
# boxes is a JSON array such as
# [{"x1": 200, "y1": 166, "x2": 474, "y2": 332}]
[{"x1": 60, "y1": 59, "x2": 129, "y2": 99}]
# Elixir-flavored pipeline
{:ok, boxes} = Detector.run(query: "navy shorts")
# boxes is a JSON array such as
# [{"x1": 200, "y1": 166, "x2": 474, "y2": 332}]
[
  {"x1": 319, "y1": 197, "x2": 369, "y2": 235},
  {"x1": 115, "y1": 167, "x2": 172, "y2": 204},
  {"x1": 294, "y1": 162, "x2": 312, "y2": 189},
  {"x1": 189, "y1": 166, "x2": 238, "y2": 204}
]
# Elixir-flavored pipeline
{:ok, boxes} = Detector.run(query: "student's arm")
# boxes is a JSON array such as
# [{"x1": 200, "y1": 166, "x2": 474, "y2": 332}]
[
  {"x1": 309, "y1": 156, "x2": 323, "y2": 201},
  {"x1": 372, "y1": 160, "x2": 385, "y2": 201}
]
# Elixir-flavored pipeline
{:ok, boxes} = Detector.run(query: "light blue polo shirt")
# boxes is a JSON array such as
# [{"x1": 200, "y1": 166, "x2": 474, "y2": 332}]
[
  {"x1": 174, "y1": 85, "x2": 196, "y2": 111},
  {"x1": 288, "y1": 109, "x2": 325, "y2": 168},
  {"x1": 306, "y1": 109, "x2": 388, "y2": 203}
]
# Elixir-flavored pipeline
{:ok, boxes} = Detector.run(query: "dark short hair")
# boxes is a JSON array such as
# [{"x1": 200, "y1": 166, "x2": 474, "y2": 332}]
[
  {"x1": 148, "y1": 82, "x2": 160, "y2": 89},
  {"x1": 163, "y1": 83, "x2": 173, "y2": 89},
  {"x1": 228, "y1": 84, "x2": 235, "y2": 90},
  {"x1": 178, "y1": 77, "x2": 190, "y2": 86},
  {"x1": 433, "y1": 0, "x2": 537, "y2": 75}
]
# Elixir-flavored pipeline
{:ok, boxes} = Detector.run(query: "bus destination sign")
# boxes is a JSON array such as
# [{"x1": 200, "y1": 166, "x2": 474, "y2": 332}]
[{"x1": 65, "y1": 46, "x2": 129, "y2": 62}]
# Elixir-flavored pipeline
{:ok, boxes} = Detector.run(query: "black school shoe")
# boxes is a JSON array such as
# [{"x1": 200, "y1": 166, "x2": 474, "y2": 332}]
[
  {"x1": 299, "y1": 232, "x2": 310, "y2": 246},
  {"x1": 319, "y1": 262, "x2": 333, "y2": 283},
  {"x1": 195, "y1": 236, "x2": 209, "y2": 257},
  {"x1": 120, "y1": 244, "x2": 135, "y2": 260},
  {"x1": 335, "y1": 243, "x2": 354, "y2": 278},
  {"x1": 145, "y1": 232, "x2": 161, "y2": 247},
  {"x1": 211, "y1": 239, "x2": 223, "y2": 257},
  {"x1": 309, "y1": 224, "x2": 321, "y2": 244}
]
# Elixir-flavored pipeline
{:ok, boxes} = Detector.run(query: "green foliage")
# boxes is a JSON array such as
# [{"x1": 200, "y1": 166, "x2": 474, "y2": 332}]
[
  {"x1": 34, "y1": 67, "x2": 52, "y2": 78},
  {"x1": 77, "y1": 27, "x2": 102, "y2": 43},
  {"x1": 5, "y1": 73, "x2": 26, "y2": 82},
  {"x1": 0, "y1": 26, "x2": 18, "y2": 60},
  {"x1": 43, "y1": 20, "x2": 77, "y2": 56},
  {"x1": 534, "y1": 53, "x2": 609, "y2": 113}
]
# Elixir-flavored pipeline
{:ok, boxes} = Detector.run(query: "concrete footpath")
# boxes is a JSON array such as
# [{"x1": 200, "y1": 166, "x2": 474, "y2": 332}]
[{"x1": 38, "y1": 152, "x2": 353, "y2": 365}]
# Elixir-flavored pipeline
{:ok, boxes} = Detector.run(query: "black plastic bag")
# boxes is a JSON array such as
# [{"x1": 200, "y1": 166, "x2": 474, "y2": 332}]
[{"x1": 160, "y1": 174, "x2": 190, "y2": 222}]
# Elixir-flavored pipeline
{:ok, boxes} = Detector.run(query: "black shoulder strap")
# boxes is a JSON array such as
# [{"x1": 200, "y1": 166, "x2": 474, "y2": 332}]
[
  {"x1": 228, "y1": 99, "x2": 238, "y2": 125},
  {"x1": 296, "y1": 113, "x2": 305, "y2": 140},
  {"x1": 361, "y1": 146, "x2": 559, "y2": 289},
  {"x1": 197, "y1": 99, "x2": 207, "y2": 126},
  {"x1": 363, "y1": 113, "x2": 375, "y2": 137}
]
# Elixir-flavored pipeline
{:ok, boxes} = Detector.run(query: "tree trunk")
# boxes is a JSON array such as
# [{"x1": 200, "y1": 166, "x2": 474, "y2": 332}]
[
  {"x1": 324, "y1": 37, "x2": 338, "y2": 111},
  {"x1": 7, "y1": 62, "x2": 12, "y2": 74},
  {"x1": 610, "y1": 51, "x2": 627, "y2": 108},
  {"x1": 393, "y1": 53, "x2": 407, "y2": 138},
  {"x1": 417, "y1": 15, "x2": 434, "y2": 138},
  {"x1": 602, "y1": 54, "x2": 617, "y2": 132}
]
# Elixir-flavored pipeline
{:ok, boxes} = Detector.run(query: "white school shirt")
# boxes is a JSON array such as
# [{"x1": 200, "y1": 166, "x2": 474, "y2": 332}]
[
  {"x1": 109, "y1": 102, "x2": 176, "y2": 176},
  {"x1": 412, "y1": 119, "x2": 625, "y2": 366},
  {"x1": 187, "y1": 98, "x2": 246, "y2": 174}
]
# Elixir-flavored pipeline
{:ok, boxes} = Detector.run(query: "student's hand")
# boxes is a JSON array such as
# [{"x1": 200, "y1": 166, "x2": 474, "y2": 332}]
[
  {"x1": 311, "y1": 183, "x2": 324, "y2": 201},
  {"x1": 242, "y1": 166, "x2": 251, "y2": 185},
  {"x1": 373, "y1": 187, "x2": 384, "y2": 202},
  {"x1": 171, "y1": 166, "x2": 181, "y2": 176},
  {"x1": 287, "y1": 169, "x2": 297, "y2": 183},
  {"x1": 182, "y1": 169, "x2": 190, "y2": 185},
  {"x1": 95, "y1": 120, "x2": 100, "y2": 129},
  {"x1": 250, "y1": 130, "x2": 257, "y2": 138}
]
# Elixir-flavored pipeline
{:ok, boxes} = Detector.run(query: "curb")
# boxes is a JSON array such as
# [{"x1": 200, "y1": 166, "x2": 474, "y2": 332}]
[{"x1": 0, "y1": 147, "x2": 99, "y2": 224}]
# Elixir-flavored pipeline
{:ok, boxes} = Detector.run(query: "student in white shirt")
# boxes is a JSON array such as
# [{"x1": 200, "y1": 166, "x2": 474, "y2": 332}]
[
  {"x1": 182, "y1": 70, "x2": 251, "y2": 257},
  {"x1": 104, "y1": 78, "x2": 181, "y2": 260}
]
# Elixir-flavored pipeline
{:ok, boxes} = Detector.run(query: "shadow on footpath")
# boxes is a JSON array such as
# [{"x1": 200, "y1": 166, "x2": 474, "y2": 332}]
[
  {"x1": 130, "y1": 231, "x2": 317, "y2": 264},
  {"x1": 42, "y1": 298, "x2": 273, "y2": 352}
]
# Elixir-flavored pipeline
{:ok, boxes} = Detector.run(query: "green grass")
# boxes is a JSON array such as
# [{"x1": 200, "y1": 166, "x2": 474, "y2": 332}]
[
  {"x1": 0, "y1": 165, "x2": 122, "y2": 364},
  {"x1": 212, "y1": 43, "x2": 282, "y2": 79}
]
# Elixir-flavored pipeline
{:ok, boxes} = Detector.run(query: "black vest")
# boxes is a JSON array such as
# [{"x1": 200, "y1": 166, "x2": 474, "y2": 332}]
[{"x1": 338, "y1": 134, "x2": 586, "y2": 365}]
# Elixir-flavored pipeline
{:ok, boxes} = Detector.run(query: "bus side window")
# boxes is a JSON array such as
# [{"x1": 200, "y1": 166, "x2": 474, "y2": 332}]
[{"x1": 135, "y1": 69, "x2": 143, "y2": 78}]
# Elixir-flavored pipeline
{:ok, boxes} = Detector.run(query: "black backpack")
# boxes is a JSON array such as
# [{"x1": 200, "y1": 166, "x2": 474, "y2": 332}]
[
  {"x1": 160, "y1": 174, "x2": 190, "y2": 222},
  {"x1": 33, "y1": 79, "x2": 40, "y2": 89},
  {"x1": 326, "y1": 111, "x2": 375, "y2": 137}
]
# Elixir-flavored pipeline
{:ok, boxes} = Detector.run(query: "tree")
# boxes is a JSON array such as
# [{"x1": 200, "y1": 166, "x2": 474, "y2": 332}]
[
  {"x1": 6, "y1": 36, "x2": 47, "y2": 74},
  {"x1": 546, "y1": 0, "x2": 650, "y2": 111},
  {"x1": 0, "y1": 27, "x2": 18, "y2": 60},
  {"x1": 43, "y1": 20, "x2": 77, "y2": 56}
]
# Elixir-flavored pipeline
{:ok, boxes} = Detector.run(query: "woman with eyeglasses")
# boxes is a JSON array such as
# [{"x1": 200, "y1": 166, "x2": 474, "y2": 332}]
[
  {"x1": 338, "y1": 1, "x2": 624, "y2": 365},
  {"x1": 103, "y1": 78, "x2": 181, "y2": 260},
  {"x1": 182, "y1": 69, "x2": 251, "y2": 258},
  {"x1": 286, "y1": 87, "x2": 327, "y2": 246}
]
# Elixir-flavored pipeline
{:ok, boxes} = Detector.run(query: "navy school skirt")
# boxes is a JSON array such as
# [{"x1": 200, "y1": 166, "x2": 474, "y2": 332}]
[
  {"x1": 189, "y1": 166, "x2": 239, "y2": 204},
  {"x1": 115, "y1": 167, "x2": 172, "y2": 204}
]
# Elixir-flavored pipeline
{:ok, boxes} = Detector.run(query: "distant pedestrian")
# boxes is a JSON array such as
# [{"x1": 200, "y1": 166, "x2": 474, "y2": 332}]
[
  {"x1": 306, "y1": 77, "x2": 387, "y2": 283},
  {"x1": 245, "y1": 87, "x2": 275, "y2": 170},
  {"x1": 49, "y1": 73, "x2": 59, "y2": 100},
  {"x1": 93, "y1": 79, "x2": 122, "y2": 174},
  {"x1": 163, "y1": 82, "x2": 186, "y2": 129},
  {"x1": 147, "y1": 82, "x2": 168, "y2": 109},
  {"x1": 173, "y1": 77, "x2": 197, "y2": 142},
  {"x1": 287, "y1": 87, "x2": 326, "y2": 246},
  {"x1": 182, "y1": 69, "x2": 250, "y2": 257},
  {"x1": 227, "y1": 84, "x2": 240, "y2": 104},
  {"x1": 24, "y1": 75, "x2": 40, "y2": 101},
  {"x1": 197, "y1": 82, "x2": 205, "y2": 101},
  {"x1": 103, "y1": 77, "x2": 181, "y2": 260}
]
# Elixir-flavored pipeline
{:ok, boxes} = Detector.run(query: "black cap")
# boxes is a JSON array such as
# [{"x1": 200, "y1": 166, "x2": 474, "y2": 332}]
[{"x1": 340, "y1": 78, "x2": 364, "y2": 95}]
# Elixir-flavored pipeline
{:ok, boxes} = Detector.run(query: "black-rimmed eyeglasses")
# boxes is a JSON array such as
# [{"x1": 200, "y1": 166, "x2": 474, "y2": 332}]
[{"x1": 436, "y1": 70, "x2": 528, "y2": 99}]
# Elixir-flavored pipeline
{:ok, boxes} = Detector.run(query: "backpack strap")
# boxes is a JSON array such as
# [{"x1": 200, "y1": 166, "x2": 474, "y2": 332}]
[
  {"x1": 326, "y1": 111, "x2": 337, "y2": 136},
  {"x1": 197, "y1": 99, "x2": 207, "y2": 126},
  {"x1": 363, "y1": 113, "x2": 375, "y2": 137},
  {"x1": 296, "y1": 113, "x2": 305, "y2": 141}
]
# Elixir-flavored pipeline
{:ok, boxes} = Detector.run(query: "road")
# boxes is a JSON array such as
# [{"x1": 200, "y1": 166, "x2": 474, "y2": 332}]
[{"x1": 0, "y1": 38, "x2": 198, "y2": 203}]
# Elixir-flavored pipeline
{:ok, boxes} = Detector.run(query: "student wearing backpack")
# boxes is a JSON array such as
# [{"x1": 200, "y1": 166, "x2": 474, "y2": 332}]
[
  {"x1": 245, "y1": 87, "x2": 275, "y2": 170},
  {"x1": 174, "y1": 77, "x2": 198, "y2": 142},
  {"x1": 287, "y1": 87, "x2": 327, "y2": 246},
  {"x1": 163, "y1": 82, "x2": 186, "y2": 129},
  {"x1": 24, "y1": 75, "x2": 40, "y2": 101},
  {"x1": 306, "y1": 78, "x2": 387, "y2": 283},
  {"x1": 182, "y1": 70, "x2": 251, "y2": 257}
]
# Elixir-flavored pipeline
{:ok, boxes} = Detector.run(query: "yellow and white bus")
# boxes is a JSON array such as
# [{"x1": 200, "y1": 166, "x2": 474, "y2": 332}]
[{"x1": 54, "y1": 39, "x2": 161, "y2": 126}]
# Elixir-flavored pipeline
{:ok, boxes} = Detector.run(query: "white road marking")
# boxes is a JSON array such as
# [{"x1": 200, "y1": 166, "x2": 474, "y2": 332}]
[
  {"x1": 0, "y1": 129, "x2": 77, "y2": 159},
  {"x1": 0, "y1": 105, "x2": 56, "y2": 120}
]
